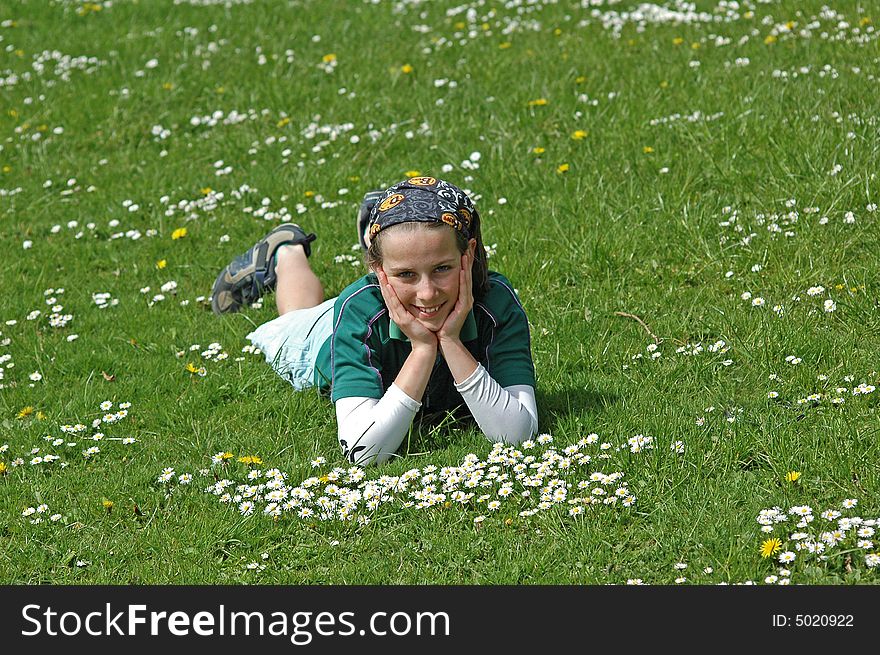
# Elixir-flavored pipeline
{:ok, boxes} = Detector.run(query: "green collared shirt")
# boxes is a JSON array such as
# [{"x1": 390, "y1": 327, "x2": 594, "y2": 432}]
[{"x1": 314, "y1": 272, "x2": 535, "y2": 415}]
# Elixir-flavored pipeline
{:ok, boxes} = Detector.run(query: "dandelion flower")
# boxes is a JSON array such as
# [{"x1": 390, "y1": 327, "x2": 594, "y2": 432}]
[
  {"x1": 171, "y1": 227, "x2": 187, "y2": 240},
  {"x1": 785, "y1": 471, "x2": 801, "y2": 482},
  {"x1": 760, "y1": 538, "x2": 782, "y2": 558}
]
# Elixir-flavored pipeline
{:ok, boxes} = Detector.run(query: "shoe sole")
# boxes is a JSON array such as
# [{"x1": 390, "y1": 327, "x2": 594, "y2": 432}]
[{"x1": 211, "y1": 224, "x2": 312, "y2": 314}]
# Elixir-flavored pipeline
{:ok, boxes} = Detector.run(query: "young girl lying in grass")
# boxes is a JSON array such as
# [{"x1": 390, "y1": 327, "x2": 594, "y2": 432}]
[{"x1": 211, "y1": 177, "x2": 537, "y2": 465}]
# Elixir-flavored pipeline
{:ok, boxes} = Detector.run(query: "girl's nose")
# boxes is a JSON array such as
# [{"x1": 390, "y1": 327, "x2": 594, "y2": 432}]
[{"x1": 416, "y1": 278, "x2": 439, "y2": 300}]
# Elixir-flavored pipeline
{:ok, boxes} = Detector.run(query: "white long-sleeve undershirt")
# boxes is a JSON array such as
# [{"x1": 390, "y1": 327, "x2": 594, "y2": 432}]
[{"x1": 335, "y1": 364, "x2": 538, "y2": 465}]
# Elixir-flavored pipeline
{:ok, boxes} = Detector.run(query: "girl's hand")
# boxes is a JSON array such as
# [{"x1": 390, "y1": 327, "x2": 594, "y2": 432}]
[
  {"x1": 437, "y1": 249, "x2": 474, "y2": 345},
  {"x1": 376, "y1": 269, "x2": 438, "y2": 351}
]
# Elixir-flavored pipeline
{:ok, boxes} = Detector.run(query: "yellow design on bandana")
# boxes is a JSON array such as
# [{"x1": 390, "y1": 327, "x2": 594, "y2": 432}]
[
  {"x1": 408, "y1": 176, "x2": 437, "y2": 186},
  {"x1": 378, "y1": 193, "x2": 405, "y2": 212},
  {"x1": 440, "y1": 213, "x2": 461, "y2": 230}
]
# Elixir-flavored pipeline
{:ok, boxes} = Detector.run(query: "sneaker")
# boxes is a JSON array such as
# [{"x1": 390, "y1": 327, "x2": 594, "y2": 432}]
[
  {"x1": 211, "y1": 223, "x2": 316, "y2": 315},
  {"x1": 357, "y1": 189, "x2": 384, "y2": 251}
]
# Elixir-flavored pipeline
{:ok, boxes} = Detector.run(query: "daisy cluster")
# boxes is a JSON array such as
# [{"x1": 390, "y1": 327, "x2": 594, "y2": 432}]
[
  {"x1": 756, "y1": 500, "x2": 880, "y2": 579},
  {"x1": 20, "y1": 503, "x2": 65, "y2": 526},
  {"x1": 0, "y1": 48, "x2": 107, "y2": 91},
  {"x1": 176, "y1": 342, "x2": 232, "y2": 376},
  {"x1": 4, "y1": 401, "x2": 136, "y2": 475},
  {"x1": 141, "y1": 280, "x2": 182, "y2": 307},
  {"x1": 163, "y1": 433, "x2": 644, "y2": 525},
  {"x1": 626, "y1": 339, "x2": 730, "y2": 365},
  {"x1": 49, "y1": 216, "x2": 156, "y2": 243},
  {"x1": 738, "y1": 284, "x2": 838, "y2": 317},
  {"x1": 1, "y1": 288, "x2": 82, "y2": 389},
  {"x1": 649, "y1": 110, "x2": 725, "y2": 127},
  {"x1": 767, "y1": 372, "x2": 878, "y2": 410}
]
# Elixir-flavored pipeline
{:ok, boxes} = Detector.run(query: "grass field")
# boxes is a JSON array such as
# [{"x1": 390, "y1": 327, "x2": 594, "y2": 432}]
[{"x1": 1, "y1": 0, "x2": 879, "y2": 585}]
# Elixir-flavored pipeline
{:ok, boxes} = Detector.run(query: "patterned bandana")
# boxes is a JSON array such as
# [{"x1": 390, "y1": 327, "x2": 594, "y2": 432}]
[{"x1": 368, "y1": 176, "x2": 478, "y2": 241}]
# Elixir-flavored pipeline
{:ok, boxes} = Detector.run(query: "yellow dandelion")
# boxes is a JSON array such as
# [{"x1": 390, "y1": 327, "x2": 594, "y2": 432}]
[
  {"x1": 504, "y1": 518, "x2": 514, "y2": 526},
  {"x1": 238, "y1": 455, "x2": 263, "y2": 465},
  {"x1": 171, "y1": 227, "x2": 187, "y2": 240},
  {"x1": 185, "y1": 362, "x2": 199, "y2": 373},
  {"x1": 0, "y1": 462, "x2": 7, "y2": 475},
  {"x1": 659, "y1": 80, "x2": 669, "y2": 88},
  {"x1": 673, "y1": 37, "x2": 684, "y2": 45},
  {"x1": 404, "y1": 170, "x2": 421, "y2": 178},
  {"x1": 322, "y1": 53, "x2": 337, "y2": 63},
  {"x1": 2, "y1": 165, "x2": 11, "y2": 173},
  {"x1": 277, "y1": 117, "x2": 290, "y2": 128},
  {"x1": 162, "y1": 82, "x2": 174, "y2": 90},
  {"x1": 17, "y1": 406, "x2": 35, "y2": 419},
  {"x1": 400, "y1": 64, "x2": 413, "y2": 74},
  {"x1": 760, "y1": 538, "x2": 782, "y2": 558},
  {"x1": 532, "y1": 146, "x2": 545, "y2": 155},
  {"x1": 571, "y1": 130, "x2": 588, "y2": 140},
  {"x1": 499, "y1": 42, "x2": 512, "y2": 49},
  {"x1": 304, "y1": 190, "x2": 315, "y2": 197},
  {"x1": 220, "y1": 452, "x2": 234, "y2": 461},
  {"x1": 553, "y1": 28, "x2": 562, "y2": 36},
  {"x1": 36, "y1": 411, "x2": 47, "y2": 420},
  {"x1": 319, "y1": 475, "x2": 330, "y2": 483},
  {"x1": 785, "y1": 471, "x2": 801, "y2": 483},
  {"x1": 764, "y1": 34, "x2": 777, "y2": 44},
  {"x1": 156, "y1": 259, "x2": 167, "y2": 270},
  {"x1": 643, "y1": 146, "x2": 654, "y2": 154},
  {"x1": 102, "y1": 500, "x2": 114, "y2": 512},
  {"x1": 691, "y1": 42, "x2": 701, "y2": 50},
  {"x1": 860, "y1": 17, "x2": 872, "y2": 26},
  {"x1": 575, "y1": 75, "x2": 586, "y2": 84},
  {"x1": 556, "y1": 163, "x2": 570, "y2": 174},
  {"x1": 215, "y1": 86, "x2": 225, "y2": 94},
  {"x1": 527, "y1": 98, "x2": 548, "y2": 107},
  {"x1": 454, "y1": 21, "x2": 465, "y2": 30},
  {"x1": 200, "y1": 187, "x2": 212, "y2": 195}
]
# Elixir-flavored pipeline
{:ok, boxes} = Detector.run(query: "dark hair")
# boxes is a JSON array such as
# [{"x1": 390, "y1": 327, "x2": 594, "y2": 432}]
[{"x1": 366, "y1": 221, "x2": 490, "y2": 300}]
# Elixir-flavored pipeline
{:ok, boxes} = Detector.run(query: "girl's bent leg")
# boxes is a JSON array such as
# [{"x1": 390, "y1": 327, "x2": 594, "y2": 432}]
[{"x1": 275, "y1": 244, "x2": 324, "y2": 315}]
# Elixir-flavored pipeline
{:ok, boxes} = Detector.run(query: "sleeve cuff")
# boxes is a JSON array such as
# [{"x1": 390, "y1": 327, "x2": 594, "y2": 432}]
[
  {"x1": 388, "y1": 383, "x2": 422, "y2": 412},
  {"x1": 453, "y1": 363, "x2": 486, "y2": 393}
]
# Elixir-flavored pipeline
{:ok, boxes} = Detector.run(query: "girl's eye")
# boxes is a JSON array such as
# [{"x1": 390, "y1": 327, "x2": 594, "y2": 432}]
[
  {"x1": 396, "y1": 271, "x2": 414, "y2": 279},
  {"x1": 435, "y1": 265, "x2": 452, "y2": 273}
]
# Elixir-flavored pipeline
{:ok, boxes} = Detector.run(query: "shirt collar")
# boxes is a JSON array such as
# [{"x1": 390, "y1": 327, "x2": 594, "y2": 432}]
[{"x1": 389, "y1": 310, "x2": 478, "y2": 342}]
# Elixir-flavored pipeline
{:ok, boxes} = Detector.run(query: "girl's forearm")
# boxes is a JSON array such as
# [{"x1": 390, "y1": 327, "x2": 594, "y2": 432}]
[
  {"x1": 392, "y1": 343, "x2": 438, "y2": 401},
  {"x1": 438, "y1": 337, "x2": 478, "y2": 384}
]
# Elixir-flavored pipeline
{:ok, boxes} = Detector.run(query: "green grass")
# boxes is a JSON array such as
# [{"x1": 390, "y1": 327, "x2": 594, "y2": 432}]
[{"x1": 1, "y1": 0, "x2": 879, "y2": 585}]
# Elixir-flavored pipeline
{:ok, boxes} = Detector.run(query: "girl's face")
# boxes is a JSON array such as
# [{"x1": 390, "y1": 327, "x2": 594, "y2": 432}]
[{"x1": 376, "y1": 226, "x2": 474, "y2": 331}]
